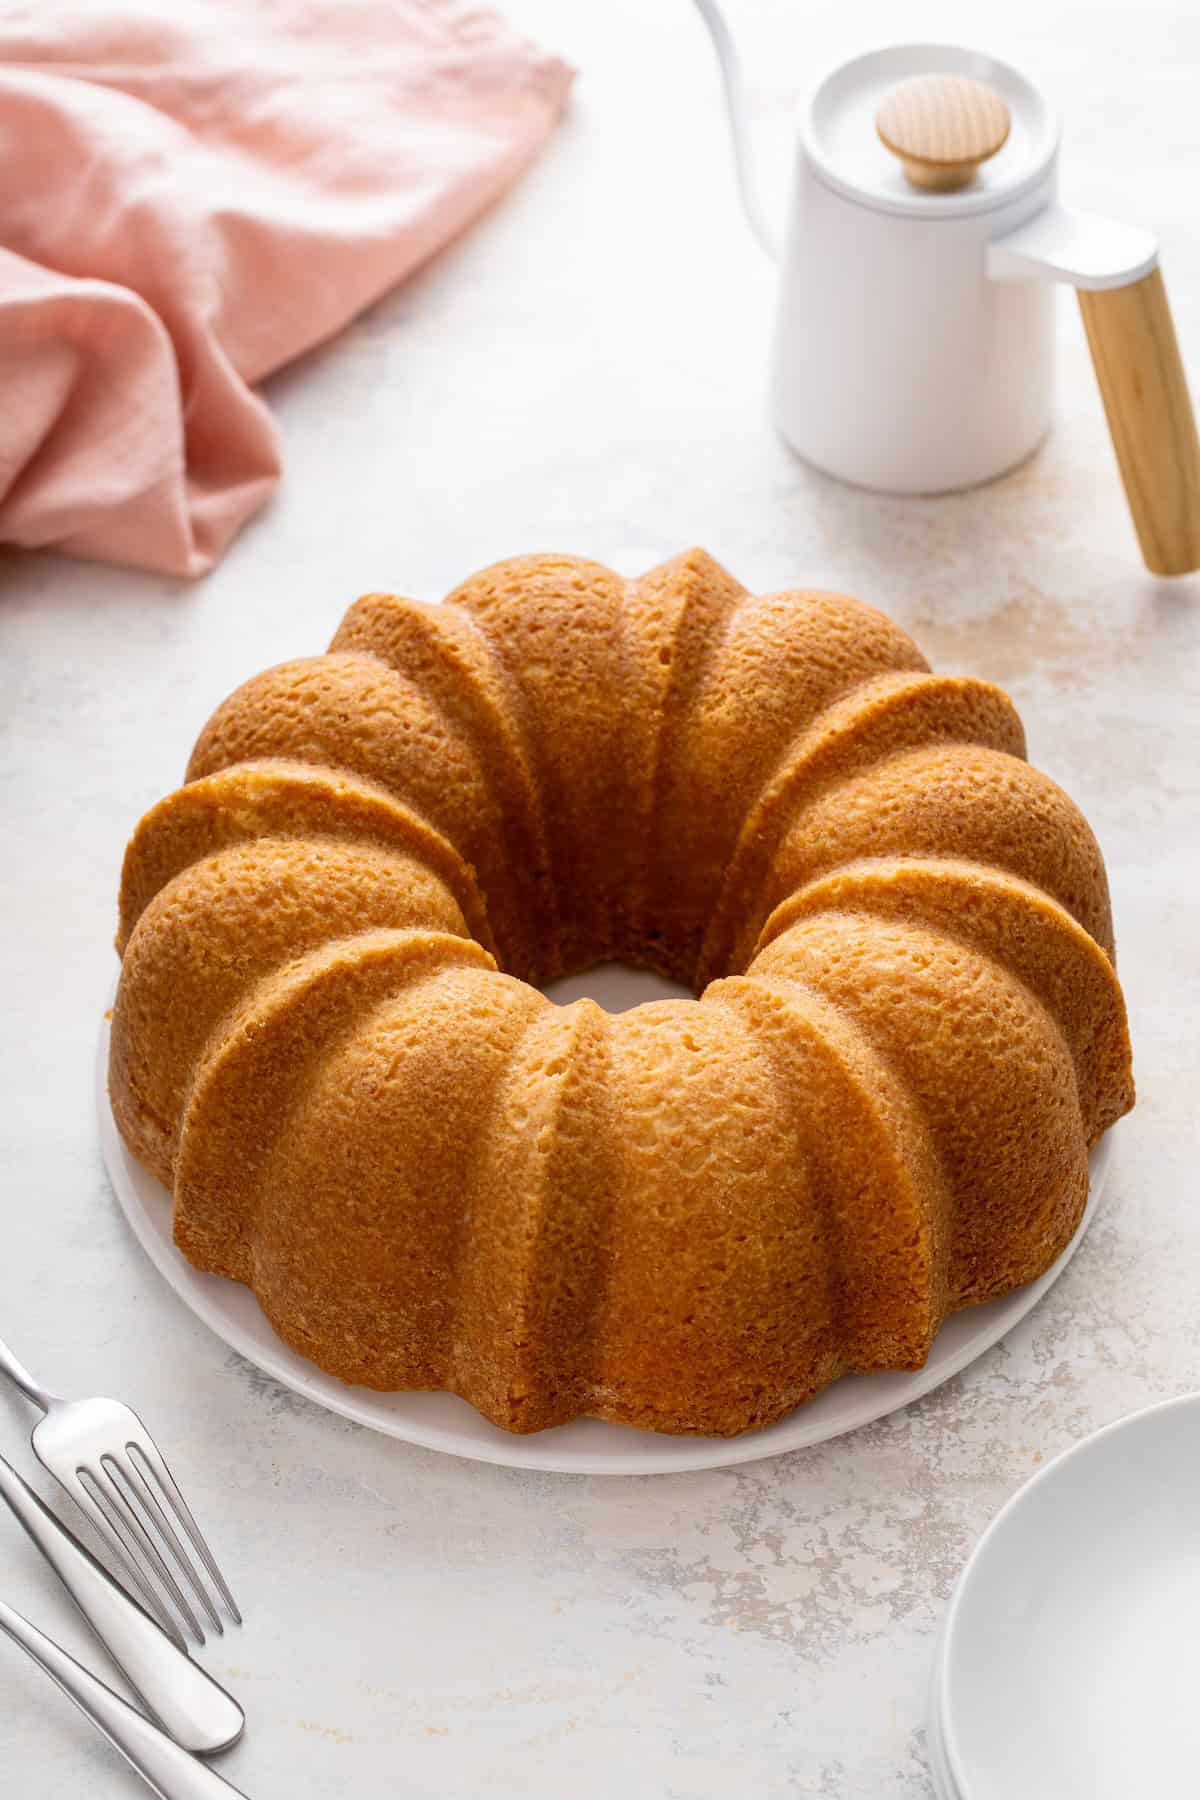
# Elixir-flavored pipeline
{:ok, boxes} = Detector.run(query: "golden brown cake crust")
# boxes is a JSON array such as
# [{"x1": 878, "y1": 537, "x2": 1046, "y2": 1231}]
[{"x1": 108, "y1": 550, "x2": 1135, "y2": 1438}]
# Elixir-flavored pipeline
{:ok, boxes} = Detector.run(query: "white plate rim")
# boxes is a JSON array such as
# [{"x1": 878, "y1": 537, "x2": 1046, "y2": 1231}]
[
  {"x1": 934, "y1": 1388, "x2": 1200, "y2": 1797},
  {"x1": 96, "y1": 1005, "x2": 1116, "y2": 1475},
  {"x1": 925, "y1": 1651, "x2": 962, "y2": 1800}
]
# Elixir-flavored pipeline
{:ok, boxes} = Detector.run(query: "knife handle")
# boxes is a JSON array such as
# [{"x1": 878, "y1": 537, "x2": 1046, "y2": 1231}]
[{"x1": 0, "y1": 1597, "x2": 250, "y2": 1798}]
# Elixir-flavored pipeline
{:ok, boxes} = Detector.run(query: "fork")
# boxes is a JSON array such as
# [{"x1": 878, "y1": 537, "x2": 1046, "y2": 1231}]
[
  {"x1": 0, "y1": 1447, "x2": 243, "y2": 1751},
  {"x1": 0, "y1": 1333, "x2": 240, "y2": 1648}
]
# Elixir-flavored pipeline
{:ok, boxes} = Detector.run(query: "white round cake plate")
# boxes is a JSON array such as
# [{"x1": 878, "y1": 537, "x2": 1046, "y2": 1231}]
[
  {"x1": 96, "y1": 1002, "x2": 1115, "y2": 1476},
  {"x1": 933, "y1": 1391, "x2": 1200, "y2": 1799}
]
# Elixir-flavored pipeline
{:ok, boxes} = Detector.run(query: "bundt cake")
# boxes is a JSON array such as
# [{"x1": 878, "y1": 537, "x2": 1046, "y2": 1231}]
[{"x1": 108, "y1": 550, "x2": 1134, "y2": 1437}]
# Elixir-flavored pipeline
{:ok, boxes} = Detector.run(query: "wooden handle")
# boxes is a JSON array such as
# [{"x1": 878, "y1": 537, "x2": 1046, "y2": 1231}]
[{"x1": 1078, "y1": 267, "x2": 1200, "y2": 575}]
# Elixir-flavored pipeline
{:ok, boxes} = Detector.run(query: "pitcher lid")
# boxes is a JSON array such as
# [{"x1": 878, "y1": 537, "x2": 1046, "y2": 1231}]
[{"x1": 802, "y1": 43, "x2": 1059, "y2": 217}]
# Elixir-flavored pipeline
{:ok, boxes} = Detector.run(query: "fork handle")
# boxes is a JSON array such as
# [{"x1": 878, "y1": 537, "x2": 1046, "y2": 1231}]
[
  {"x1": 0, "y1": 1454, "x2": 243, "y2": 1755},
  {"x1": 0, "y1": 1598, "x2": 250, "y2": 1799},
  {"x1": 0, "y1": 1333, "x2": 58, "y2": 1411}
]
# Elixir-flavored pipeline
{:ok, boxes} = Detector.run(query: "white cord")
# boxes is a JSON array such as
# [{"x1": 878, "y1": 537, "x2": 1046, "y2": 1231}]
[{"x1": 690, "y1": 0, "x2": 780, "y2": 261}]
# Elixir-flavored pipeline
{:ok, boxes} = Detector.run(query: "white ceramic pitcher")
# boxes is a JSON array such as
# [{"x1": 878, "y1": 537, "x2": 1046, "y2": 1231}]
[{"x1": 698, "y1": 23, "x2": 1200, "y2": 575}]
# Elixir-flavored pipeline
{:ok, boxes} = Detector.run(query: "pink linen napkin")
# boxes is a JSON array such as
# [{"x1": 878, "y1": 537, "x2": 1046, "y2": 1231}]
[{"x1": 0, "y1": 0, "x2": 572, "y2": 577}]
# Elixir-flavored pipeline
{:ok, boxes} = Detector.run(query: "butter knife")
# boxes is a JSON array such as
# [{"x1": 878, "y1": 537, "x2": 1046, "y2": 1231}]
[{"x1": 0, "y1": 1595, "x2": 250, "y2": 1797}]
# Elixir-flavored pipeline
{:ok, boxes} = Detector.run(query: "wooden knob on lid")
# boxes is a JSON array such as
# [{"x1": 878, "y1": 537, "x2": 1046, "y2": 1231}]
[{"x1": 876, "y1": 74, "x2": 1011, "y2": 192}]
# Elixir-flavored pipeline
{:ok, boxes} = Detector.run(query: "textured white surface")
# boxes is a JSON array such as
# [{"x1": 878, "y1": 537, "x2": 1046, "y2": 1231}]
[{"x1": 0, "y1": 1, "x2": 1197, "y2": 1794}]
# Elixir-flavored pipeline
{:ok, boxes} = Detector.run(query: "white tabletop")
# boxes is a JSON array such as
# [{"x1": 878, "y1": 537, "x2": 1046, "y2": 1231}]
[{"x1": 1, "y1": 2, "x2": 1197, "y2": 1794}]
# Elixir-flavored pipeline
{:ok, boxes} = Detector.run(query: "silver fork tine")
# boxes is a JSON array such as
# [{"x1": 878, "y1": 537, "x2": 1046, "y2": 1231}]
[
  {"x1": 79, "y1": 1466, "x2": 205, "y2": 1646},
  {"x1": 58, "y1": 1466, "x2": 188, "y2": 1651},
  {"x1": 125, "y1": 1437, "x2": 241, "y2": 1625},
  {"x1": 107, "y1": 1453, "x2": 223, "y2": 1636}
]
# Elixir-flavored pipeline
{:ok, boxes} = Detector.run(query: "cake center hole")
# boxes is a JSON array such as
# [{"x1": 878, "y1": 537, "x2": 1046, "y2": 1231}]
[{"x1": 541, "y1": 962, "x2": 693, "y2": 1014}]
